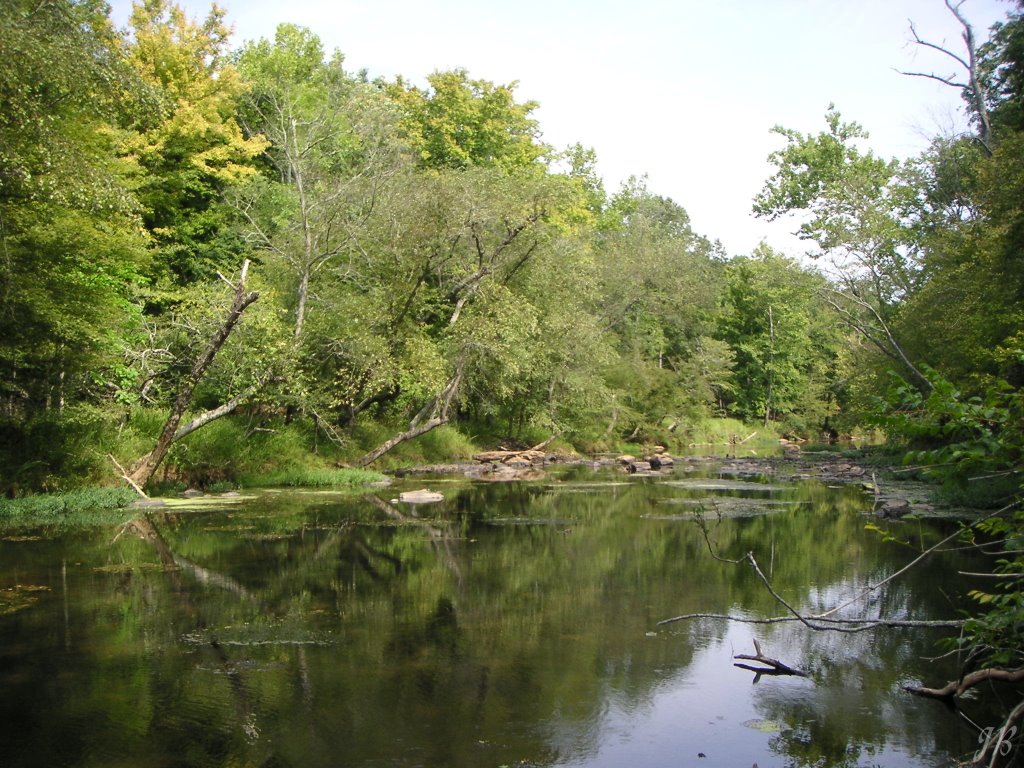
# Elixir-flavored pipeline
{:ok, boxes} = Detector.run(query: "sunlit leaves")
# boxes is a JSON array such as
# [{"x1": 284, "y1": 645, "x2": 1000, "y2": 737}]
[
  {"x1": 387, "y1": 68, "x2": 549, "y2": 174},
  {"x1": 123, "y1": 0, "x2": 268, "y2": 285}
]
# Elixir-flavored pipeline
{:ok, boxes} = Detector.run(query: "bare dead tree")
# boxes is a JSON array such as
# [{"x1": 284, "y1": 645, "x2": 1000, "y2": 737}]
[{"x1": 899, "y1": 0, "x2": 994, "y2": 153}]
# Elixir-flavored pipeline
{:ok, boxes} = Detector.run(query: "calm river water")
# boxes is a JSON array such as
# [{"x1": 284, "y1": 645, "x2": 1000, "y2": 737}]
[{"x1": 0, "y1": 462, "x2": 996, "y2": 767}]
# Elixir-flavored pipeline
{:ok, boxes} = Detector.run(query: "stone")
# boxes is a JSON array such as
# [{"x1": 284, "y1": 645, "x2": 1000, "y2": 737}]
[
  {"x1": 876, "y1": 499, "x2": 911, "y2": 518},
  {"x1": 398, "y1": 489, "x2": 444, "y2": 504}
]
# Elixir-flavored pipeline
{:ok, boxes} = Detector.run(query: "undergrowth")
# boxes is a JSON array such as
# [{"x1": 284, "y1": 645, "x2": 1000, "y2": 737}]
[
  {"x1": 241, "y1": 467, "x2": 387, "y2": 488},
  {"x1": 0, "y1": 486, "x2": 139, "y2": 530}
]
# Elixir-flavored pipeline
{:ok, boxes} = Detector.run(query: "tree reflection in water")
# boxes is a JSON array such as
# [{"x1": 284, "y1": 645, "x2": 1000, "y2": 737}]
[{"x1": 0, "y1": 468, "x2": 997, "y2": 767}]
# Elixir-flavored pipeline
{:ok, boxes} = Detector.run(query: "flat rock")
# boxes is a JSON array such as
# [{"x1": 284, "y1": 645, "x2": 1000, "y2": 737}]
[{"x1": 398, "y1": 489, "x2": 444, "y2": 504}]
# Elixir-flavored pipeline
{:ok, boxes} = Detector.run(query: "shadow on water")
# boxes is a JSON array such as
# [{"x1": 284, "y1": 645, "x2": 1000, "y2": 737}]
[{"x1": 0, "y1": 464, "x2": 1003, "y2": 767}]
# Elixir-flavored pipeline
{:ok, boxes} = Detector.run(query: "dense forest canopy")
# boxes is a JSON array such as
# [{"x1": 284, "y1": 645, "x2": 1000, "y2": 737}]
[{"x1": 0, "y1": 0, "x2": 1019, "y2": 500}]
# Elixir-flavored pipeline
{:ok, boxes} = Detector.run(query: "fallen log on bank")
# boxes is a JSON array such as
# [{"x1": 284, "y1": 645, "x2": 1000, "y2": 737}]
[
  {"x1": 472, "y1": 435, "x2": 559, "y2": 465},
  {"x1": 125, "y1": 260, "x2": 260, "y2": 490}
]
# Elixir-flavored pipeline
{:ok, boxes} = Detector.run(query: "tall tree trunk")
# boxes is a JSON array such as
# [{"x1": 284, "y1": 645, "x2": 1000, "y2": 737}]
[{"x1": 127, "y1": 261, "x2": 260, "y2": 489}]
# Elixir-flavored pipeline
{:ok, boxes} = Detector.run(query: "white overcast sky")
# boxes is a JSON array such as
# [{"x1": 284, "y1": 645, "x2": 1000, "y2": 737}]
[{"x1": 109, "y1": 0, "x2": 1013, "y2": 256}]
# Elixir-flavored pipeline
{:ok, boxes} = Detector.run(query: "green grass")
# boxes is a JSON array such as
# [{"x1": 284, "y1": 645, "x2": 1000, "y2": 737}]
[
  {"x1": 0, "y1": 486, "x2": 140, "y2": 530},
  {"x1": 240, "y1": 466, "x2": 387, "y2": 488}
]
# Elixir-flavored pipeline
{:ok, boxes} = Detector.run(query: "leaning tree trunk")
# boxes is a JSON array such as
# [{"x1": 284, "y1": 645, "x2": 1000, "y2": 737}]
[
  {"x1": 127, "y1": 261, "x2": 260, "y2": 489},
  {"x1": 353, "y1": 363, "x2": 464, "y2": 467}
]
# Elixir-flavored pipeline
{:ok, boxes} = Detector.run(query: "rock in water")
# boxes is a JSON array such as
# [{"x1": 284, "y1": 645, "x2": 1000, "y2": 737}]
[{"x1": 399, "y1": 489, "x2": 444, "y2": 504}]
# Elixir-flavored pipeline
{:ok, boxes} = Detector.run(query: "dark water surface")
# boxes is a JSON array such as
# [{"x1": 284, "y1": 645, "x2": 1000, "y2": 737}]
[{"x1": 0, "y1": 464, "x2": 995, "y2": 767}]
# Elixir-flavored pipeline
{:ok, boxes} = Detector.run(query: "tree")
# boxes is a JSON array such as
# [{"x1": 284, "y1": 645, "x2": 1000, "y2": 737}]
[
  {"x1": 386, "y1": 68, "x2": 549, "y2": 173},
  {"x1": 0, "y1": 0, "x2": 148, "y2": 419},
  {"x1": 344, "y1": 167, "x2": 568, "y2": 462},
  {"x1": 123, "y1": 0, "x2": 267, "y2": 286},
  {"x1": 979, "y1": 1, "x2": 1024, "y2": 135},
  {"x1": 236, "y1": 24, "x2": 404, "y2": 340},
  {"x1": 591, "y1": 179, "x2": 726, "y2": 433},
  {"x1": 753, "y1": 106, "x2": 931, "y2": 394},
  {"x1": 717, "y1": 246, "x2": 841, "y2": 429}
]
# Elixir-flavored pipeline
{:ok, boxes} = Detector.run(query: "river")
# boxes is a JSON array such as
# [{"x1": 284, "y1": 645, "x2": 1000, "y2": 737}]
[{"x1": 0, "y1": 461, "x2": 997, "y2": 767}]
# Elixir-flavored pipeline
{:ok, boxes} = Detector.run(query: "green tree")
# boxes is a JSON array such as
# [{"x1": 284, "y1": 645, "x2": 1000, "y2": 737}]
[
  {"x1": 717, "y1": 246, "x2": 841, "y2": 430},
  {"x1": 754, "y1": 106, "x2": 930, "y2": 394},
  {"x1": 386, "y1": 68, "x2": 549, "y2": 173},
  {"x1": 123, "y1": 0, "x2": 267, "y2": 286},
  {"x1": 591, "y1": 179, "x2": 726, "y2": 435},
  {"x1": 236, "y1": 24, "x2": 403, "y2": 340},
  {"x1": 0, "y1": 0, "x2": 150, "y2": 489}
]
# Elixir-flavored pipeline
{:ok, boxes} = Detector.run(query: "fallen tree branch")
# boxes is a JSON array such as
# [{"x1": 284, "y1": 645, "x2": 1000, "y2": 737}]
[
  {"x1": 968, "y1": 697, "x2": 1024, "y2": 768},
  {"x1": 904, "y1": 667, "x2": 1024, "y2": 700},
  {"x1": 108, "y1": 454, "x2": 148, "y2": 498},
  {"x1": 171, "y1": 382, "x2": 260, "y2": 442},
  {"x1": 958, "y1": 571, "x2": 1024, "y2": 579},
  {"x1": 658, "y1": 612, "x2": 964, "y2": 630},
  {"x1": 473, "y1": 435, "x2": 559, "y2": 465},
  {"x1": 127, "y1": 260, "x2": 260, "y2": 488},
  {"x1": 354, "y1": 360, "x2": 465, "y2": 467},
  {"x1": 813, "y1": 506, "x2": 1009, "y2": 621},
  {"x1": 734, "y1": 639, "x2": 808, "y2": 678},
  {"x1": 673, "y1": 508, "x2": 972, "y2": 632}
]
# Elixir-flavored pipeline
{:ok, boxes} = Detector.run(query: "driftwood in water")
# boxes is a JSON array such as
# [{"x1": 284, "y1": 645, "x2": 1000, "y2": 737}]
[
  {"x1": 473, "y1": 435, "x2": 558, "y2": 465},
  {"x1": 734, "y1": 639, "x2": 808, "y2": 680},
  {"x1": 474, "y1": 449, "x2": 547, "y2": 464}
]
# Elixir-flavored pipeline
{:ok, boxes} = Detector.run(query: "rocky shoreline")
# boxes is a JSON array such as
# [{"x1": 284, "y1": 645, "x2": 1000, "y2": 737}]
[{"x1": 390, "y1": 449, "x2": 963, "y2": 519}]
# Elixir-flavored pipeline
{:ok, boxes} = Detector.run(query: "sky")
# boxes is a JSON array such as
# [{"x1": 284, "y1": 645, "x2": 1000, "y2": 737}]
[{"x1": 109, "y1": 0, "x2": 1014, "y2": 256}]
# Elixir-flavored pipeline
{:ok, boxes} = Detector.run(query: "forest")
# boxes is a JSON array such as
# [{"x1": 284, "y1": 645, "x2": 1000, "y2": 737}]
[
  {"x1": 1, "y1": 0, "x2": 1023, "y2": 761},
  {"x1": 0, "y1": 0, "x2": 1019, "y2": 494}
]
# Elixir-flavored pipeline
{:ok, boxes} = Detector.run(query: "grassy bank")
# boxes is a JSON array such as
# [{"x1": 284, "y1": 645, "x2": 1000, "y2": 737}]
[
  {"x1": 2, "y1": 407, "x2": 796, "y2": 506},
  {"x1": 0, "y1": 486, "x2": 141, "y2": 531}
]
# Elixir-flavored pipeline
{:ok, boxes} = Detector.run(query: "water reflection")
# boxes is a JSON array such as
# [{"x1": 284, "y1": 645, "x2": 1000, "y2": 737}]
[{"x1": 0, "y1": 466, "x2": 991, "y2": 767}]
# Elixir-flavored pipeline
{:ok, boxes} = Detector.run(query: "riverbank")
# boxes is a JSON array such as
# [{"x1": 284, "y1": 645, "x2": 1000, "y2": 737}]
[
  {"x1": 1, "y1": 445, "x2": 963, "y2": 532},
  {"x1": 392, "y1": 447, "x2": 962, "y2": 519}
]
